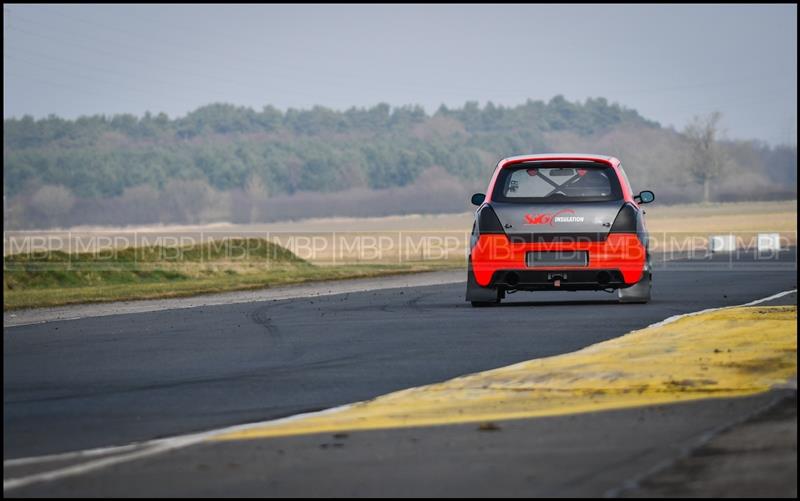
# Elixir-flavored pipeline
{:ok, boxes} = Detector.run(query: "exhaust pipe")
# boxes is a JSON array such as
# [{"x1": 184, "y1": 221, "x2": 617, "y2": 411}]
[{"x1": 505, "y1": 271, "x2": 520, "y2": 287}]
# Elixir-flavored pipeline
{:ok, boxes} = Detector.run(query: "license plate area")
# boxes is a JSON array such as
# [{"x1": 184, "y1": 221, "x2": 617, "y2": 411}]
[{"x1": 526, "y1": 251, "x2": 588, "y2": 268}]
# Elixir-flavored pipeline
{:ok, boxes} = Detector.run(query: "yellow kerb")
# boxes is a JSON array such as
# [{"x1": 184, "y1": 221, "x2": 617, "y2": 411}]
[{"x1": 215, "y1": 306, "x2": 797, "y2": 441}]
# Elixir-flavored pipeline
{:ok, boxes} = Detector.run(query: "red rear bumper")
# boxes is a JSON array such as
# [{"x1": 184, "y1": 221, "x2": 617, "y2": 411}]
[{"x1": 470, "y1": 233, "x2": 646, "y2": 287}]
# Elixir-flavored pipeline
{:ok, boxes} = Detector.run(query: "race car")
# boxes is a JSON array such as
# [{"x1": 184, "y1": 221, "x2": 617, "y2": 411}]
[{"x1": 466, "y1": 154, "x2": 655, "y2": 306}]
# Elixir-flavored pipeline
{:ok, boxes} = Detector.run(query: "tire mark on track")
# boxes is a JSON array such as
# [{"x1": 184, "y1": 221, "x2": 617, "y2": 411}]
[
  {"x1": 405, "y1": 291, "x2": 436, "y2": 312},
  {"x1": 248, "y1": 303, "x2": 306, "y2": 362}
]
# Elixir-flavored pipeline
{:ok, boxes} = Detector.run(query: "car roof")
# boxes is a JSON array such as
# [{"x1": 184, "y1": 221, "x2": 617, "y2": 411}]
[{"x1": 486, "y1": 153, "x2": 632, "y2": 203}]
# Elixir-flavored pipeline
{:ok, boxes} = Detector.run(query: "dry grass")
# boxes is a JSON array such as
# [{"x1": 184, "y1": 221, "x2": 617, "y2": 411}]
[
  {"x1": 5, "y1": 200, "x2": 796, "y2": 261},
  {"x1": 3, "y1": 262, "x2": 461, "y2": 311},
  {"x1": 4, "y1": 201, "x2": 795, "y2": 310},
  {"x1": 3, "y1": 237, "x2": 463, "y2": 310}
]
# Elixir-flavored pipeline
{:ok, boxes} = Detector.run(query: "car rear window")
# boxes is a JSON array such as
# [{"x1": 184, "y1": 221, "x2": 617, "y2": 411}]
[{"x1": 492, "y1": 162, "x2": 622, "y2": 203}]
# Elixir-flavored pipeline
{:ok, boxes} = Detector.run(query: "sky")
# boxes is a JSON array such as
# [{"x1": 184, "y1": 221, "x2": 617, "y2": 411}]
[{"x1": 3, "y1": 4, "x2": 797, "y2": 145}]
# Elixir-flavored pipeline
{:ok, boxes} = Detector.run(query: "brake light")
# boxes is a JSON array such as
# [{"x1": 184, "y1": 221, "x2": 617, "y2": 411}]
[
  {"x1": 609, "y1": 203, "x2": 637, "y2": 233},
  {"x1": 477, "y1": 205, "x2": 505, "y2": 235}
]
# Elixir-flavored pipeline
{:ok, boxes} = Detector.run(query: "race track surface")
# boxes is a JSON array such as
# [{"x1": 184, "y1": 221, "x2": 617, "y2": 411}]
[{"x1": 3, "y1": 249, "x2": 797, "y2": 496}]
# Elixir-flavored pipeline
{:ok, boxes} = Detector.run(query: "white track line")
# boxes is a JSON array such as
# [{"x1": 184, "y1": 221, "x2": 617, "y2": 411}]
[
  {"x1": 4, "y1": 288, "x2": 796, "y2": 492},
  {"x1": 646, "y1": 288, "x2": 797, "y2": 330},
  {"x1": 741, "y1": 288, "x2": 797, "y2": 306},
  {"x1": 2, "y1": 443, "x2": 142, "y2": 468},
  {"x1": 3, "y1": 404, "x2": 355, "y2": 492}
]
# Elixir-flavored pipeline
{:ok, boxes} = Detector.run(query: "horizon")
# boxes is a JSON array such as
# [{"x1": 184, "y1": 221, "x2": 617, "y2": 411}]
[
  {"x1": 4, "y1": 4, "x2": 797, "y2": 146},
  {"x1": 3, "y1": 94, "x2": 651, "y2": 123},
  {"x1": 7, "y1": 95, "x2": 796, "y2": 148}
]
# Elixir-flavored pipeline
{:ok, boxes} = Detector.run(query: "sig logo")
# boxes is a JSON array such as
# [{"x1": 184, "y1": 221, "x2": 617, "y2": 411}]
[{"x1": 524, "y1": 209, "x2": 584, "y2": 226}]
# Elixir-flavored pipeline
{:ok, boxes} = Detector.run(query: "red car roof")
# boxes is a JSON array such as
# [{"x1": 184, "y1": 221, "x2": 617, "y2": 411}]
[
  {"x1": 497, "y1": 153, "x2": 619, "y2": 168},
  {"x1": 486, "y1": 153, "x2": 632, "y2": 203}
]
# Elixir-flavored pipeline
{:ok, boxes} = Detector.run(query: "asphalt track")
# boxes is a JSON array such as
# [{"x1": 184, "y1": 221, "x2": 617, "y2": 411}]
[{"x1": 3, "y1": 249, "x2": 797, "y2": 496}]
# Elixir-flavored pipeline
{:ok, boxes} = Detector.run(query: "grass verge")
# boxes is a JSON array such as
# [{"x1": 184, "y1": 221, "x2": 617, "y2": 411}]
[{"x1": 4, "y1": 238, "x2": 462, "y2": 311}]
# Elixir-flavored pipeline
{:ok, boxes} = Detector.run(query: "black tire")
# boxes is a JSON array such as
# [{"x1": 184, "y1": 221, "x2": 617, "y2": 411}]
[
  {"x1": 471, "y1": 300, "x2": 498, "y2": 307},
  {"x1": 618, "y1": 265, "x2": 652, "y2": 304},
  {"x1": 465, "y1": 259, "x2": 502, "y2": 305}
]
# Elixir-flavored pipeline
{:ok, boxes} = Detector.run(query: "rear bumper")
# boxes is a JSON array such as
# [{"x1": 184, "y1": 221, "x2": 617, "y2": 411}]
[
  {"x1": 470, "y1": 233, "x2": 646, "y2": 289},
  {"x1": 488, "y1": 268, "x2": 627, "y2": 291}
]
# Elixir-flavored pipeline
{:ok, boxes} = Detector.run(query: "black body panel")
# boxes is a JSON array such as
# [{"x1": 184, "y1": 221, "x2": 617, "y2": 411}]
[{"x1": 489, "y1": 269, "x2": 627, "y2": 291}]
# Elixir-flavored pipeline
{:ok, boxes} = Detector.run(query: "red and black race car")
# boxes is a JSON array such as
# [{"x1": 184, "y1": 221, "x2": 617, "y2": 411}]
[{"x1": 466, "y1": 154, "x2": 655, "y2": 306}]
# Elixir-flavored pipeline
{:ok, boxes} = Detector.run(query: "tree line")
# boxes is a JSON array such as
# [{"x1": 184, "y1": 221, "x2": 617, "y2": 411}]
[{"x1": 3, "y1": 96, "x2": 796, "y2": 229}]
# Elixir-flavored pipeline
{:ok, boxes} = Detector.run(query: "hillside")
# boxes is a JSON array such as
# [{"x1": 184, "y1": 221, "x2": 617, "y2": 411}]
[{"x1": 3, "y1": 96, "x2": 796, "y2": 229}]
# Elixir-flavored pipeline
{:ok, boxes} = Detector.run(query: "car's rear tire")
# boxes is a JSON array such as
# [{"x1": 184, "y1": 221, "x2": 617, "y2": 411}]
[
  {"x1": 466, "y1": 259, "x2": 502, "y2": 306},
  {"x1": 471, "y1": 300, "x2": 498, "y2": 307},
  {"x1": 618, "y1": 266, "x2": 652, "y2": 304}
]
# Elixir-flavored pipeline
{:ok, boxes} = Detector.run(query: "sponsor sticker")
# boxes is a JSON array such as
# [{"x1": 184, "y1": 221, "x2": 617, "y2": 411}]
[{"x1": 524, "y1": 209, "x2": 585, "y2": 226}]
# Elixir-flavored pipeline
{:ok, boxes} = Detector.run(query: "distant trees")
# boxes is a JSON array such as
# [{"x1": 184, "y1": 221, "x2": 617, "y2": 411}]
[
  {"x1": 684, "y1": 112, "x2": 728, "y2": 203},
  {"x1": 30, "y1": 185, "x2": 75, "y2": 227},
  {"x1": 117, "y1": 185, "x2": 161, "y2": 225},
  {"x1": 4, "y1": 98, "x2": 658, "y2": 202},
  {"x1": 244, "y1": 174, "x2": 269, "y2": 222},
  {"x1": 3, "y1": 99, "x2": 796, "y2": 229},
  {"x1": 762, "y1": 143, "x2": 797, "y2": 186},
  {"x1": 159, "y1": 179, "x2": 218, "y2": 225}
]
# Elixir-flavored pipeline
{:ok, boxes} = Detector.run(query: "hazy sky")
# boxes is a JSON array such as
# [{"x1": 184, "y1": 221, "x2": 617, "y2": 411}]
[{"x1": 3, "y1": 4, "x2": 797, "y2": 145}]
